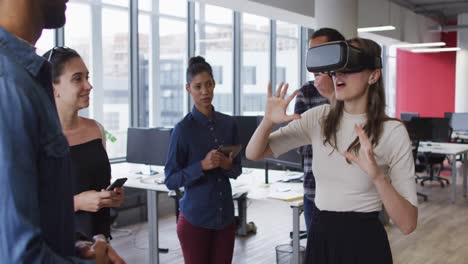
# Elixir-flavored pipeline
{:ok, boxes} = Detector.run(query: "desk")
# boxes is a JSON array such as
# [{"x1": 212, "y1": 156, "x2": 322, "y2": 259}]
[
  {"x1": 111, "y1": 163, "x2": 305, "y2": 264},
  {"x1": 230, "y1": 168, "x2": 304, "y2": 264},
  {"x1": 112, "y1": 163, "x2": 168, "y2": 264},
  {"x1": 453, "y1": 132, "x2": 468, "y2": 140},
  {"x1": 263, "y1": 157, "x2": 302, "y2": 184},
  {"x1": 452, "y1": 132, "x2": 468, "y2": 143},
  {"x1": 418, "y1": 142, "x2": 468, "y2": 203}
]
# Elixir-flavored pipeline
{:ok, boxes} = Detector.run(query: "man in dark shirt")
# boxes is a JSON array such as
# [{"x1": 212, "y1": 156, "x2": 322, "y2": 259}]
[
  {"x1": 0, "y1": 0, "x2": 110, "y2": 262},
  {"x1": 294, "y1": 28, "x2": 345, "y2": 234}
]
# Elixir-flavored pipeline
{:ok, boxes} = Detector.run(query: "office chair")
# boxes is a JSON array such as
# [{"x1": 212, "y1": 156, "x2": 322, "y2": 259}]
[
  {"x1": 410, "y1": 139, "x2": 428, "y2": 201},
  {"x1": 444, "y1": 112, "x2": 453, "y2": 121},
  {"x1": 417, "y1": 118, "x2": 452, "y2": 187}
]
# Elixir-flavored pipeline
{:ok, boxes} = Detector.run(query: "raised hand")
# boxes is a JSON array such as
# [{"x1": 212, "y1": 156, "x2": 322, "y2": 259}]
[
  {"x1": 344, "y1": 124, "x2": 383, "y2": 181},
  {"x1": 264, "y1": 82, "x2": 300, "y2": 124}
]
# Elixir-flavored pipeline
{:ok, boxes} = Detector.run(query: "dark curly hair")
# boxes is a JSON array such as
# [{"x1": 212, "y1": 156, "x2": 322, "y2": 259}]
[{"x1": 186, "y1": 56, "x2": 214, "y2": 84}]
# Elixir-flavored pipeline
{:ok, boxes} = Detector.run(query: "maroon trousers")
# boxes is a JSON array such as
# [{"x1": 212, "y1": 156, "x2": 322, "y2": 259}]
[{"x1": 177, "y1": 213, "x2": 235, "y2": 264}]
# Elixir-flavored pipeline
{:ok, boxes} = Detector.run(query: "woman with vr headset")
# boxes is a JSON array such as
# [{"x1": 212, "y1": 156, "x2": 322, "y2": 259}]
[{"x1": 246, "y1": 38, "x2": 417, "y2": 264}]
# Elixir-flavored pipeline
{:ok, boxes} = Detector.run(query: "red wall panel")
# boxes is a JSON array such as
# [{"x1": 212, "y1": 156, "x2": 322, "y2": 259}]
[{"x1": 395, "y1": 32, "x2": 457, "y2": 118}]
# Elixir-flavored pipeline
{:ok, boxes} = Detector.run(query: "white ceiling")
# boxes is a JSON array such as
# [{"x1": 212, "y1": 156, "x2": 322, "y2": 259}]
[{"x1": 391, "y1": 0, "x2": 468, "y2": 24}]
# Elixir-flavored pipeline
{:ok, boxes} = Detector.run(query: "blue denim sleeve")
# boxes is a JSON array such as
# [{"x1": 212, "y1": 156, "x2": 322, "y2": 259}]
[
  {"x1": 164, "y1": 124, "x2": 205, "y2": 190},
  {"x1": 0, "y1": 76, "x2": 94, "y2": 264},
  {"x1": 223, "y1": 121, "x2": 242, "y2": 179}
]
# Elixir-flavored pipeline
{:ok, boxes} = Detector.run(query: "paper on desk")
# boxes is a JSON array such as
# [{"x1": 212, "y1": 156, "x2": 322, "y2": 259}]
[
  {"x1": 140, "y1": 176, "x2": 164, "y2": 184},
  {"x1": 267, "y1": 191, "x2": 303, "y2": 202}
]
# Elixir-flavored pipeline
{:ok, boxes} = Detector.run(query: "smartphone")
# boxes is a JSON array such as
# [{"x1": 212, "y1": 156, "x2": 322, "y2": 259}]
[
  {"x1": 217, "y1": 144, "x2": 242, "y2": 158},
  {"x1": 106, "y1": 178, "x2": 127, "y2": 191}
]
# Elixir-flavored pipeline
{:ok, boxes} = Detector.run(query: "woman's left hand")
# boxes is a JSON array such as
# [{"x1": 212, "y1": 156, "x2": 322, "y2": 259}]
[
  {"x1": 344, "y1": 124, "x2": 383, "y2": 181},
  {"x1": 105, "y1": 187, "x2": 125, "y2": 208}
]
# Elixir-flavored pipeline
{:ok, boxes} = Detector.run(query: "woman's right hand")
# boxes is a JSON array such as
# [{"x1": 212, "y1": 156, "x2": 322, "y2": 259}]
[
  {"x1": 264, "y1": 82, "x2": 300, "y2": 124},
  {"x1": 201, "y1": 149, "x2": 224, "y2": 171},
  {"x1": 74, "y1": 190, "x2": 113, "y2": 212}
]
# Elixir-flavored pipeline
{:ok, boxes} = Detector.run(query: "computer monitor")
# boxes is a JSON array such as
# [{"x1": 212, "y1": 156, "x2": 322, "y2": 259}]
[
  {"x1": 233, "y1": 116, "x2": 259, "y2": 161},
  {"x1": 450, "y1": 113, "x2": 468, "y2": 132},
  {"x1": 126, "y1": 127, "x2": 173, "y2": 173},
  {"x1": 444, "y1": 112, "x2": 453, "y2": 121},
  {"x1": 400, "y1": 112, "x2": 419, "y2": 122},
  {"x1": 404, "y1": 117, "x2": 451, "y2": 142}
]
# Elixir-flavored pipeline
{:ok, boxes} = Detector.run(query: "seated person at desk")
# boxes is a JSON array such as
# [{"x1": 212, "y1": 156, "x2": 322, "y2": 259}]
[
  {"x1": 44, "y1": 47, "x2": 125, "y2": 261},
  {"x1": 246, "y1": 38, "x2": 418, "y2": 264},
  {"x1": 165, "y1": 56, "x2": 242, "y2": 264}
]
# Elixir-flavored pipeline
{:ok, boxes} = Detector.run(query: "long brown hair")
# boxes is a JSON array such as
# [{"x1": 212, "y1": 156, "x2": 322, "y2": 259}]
[{"x1": 321, "y1": 38, "x2": 392, "y2": 161}]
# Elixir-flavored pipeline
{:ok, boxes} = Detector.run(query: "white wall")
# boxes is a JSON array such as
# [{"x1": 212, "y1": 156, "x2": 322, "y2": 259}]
[
  {"x1": 249, "y1": 0, "x2": 314, "y2": 19},
  {"x1": 315, "y1": 0, "x2": 358, "y2": 38},
  {"x1": 455, "y1": 13, "x2": 468, "y2": 112}
]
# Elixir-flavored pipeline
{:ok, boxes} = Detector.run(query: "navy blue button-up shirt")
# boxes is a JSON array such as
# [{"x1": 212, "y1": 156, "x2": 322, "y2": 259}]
[
  {"x1": 165, "y1": 106, "x2": 242, "y2": 230},
  {"x1": 0, "y1": 26, "x2": 92, "y2": 263}
]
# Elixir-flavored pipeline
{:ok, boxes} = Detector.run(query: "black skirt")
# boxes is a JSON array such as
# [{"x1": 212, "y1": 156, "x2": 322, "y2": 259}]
[{"x1": 304, "y1": 203, "x2": 392, "y2": 264}]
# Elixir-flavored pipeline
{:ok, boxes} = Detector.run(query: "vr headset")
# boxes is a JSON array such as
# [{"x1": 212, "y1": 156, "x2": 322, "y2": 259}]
[{"x1": 306, "y1": 41, "x2": 382, "y2": 74}]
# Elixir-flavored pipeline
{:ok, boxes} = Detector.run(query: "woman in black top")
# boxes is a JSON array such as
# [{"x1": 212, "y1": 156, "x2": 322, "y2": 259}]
[{"x1": 44, "y1": 47, "x2": 125, "y2": 263}]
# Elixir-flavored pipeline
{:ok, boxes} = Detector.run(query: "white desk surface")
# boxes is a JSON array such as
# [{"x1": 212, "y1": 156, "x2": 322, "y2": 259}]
[
  {"x1": 453, "y1": 132, "x2": 468, "y2": 140},
  {"x1": 112, "y1": 163, "x2": 168, "y2": 192},
  {"x1": 111, "y1": 163, "x2": 304, "y2": 203},
  {"x1": 418, "y1": 141, "x2": 468, "y2": 155}
]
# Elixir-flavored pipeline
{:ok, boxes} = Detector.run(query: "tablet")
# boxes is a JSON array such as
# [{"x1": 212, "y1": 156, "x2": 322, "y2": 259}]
[{"x1": 217, "y1": 144, "x2": 242, "y2": 158}]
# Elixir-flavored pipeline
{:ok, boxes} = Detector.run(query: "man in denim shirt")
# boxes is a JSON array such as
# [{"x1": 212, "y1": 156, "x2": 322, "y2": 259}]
[{"x1": 0, "y1": 0, "x2": 107, "y2": 263}]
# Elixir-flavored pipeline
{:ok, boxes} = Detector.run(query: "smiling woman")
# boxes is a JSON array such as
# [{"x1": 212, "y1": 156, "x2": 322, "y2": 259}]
[{"x1": 42, "y1": 47, "x2": 126, "y2": 262}]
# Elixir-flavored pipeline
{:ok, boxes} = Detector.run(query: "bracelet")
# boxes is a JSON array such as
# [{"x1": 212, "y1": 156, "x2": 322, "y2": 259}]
[{"x1": 93, "y1": 234, "x2": 109, "y2": 243}]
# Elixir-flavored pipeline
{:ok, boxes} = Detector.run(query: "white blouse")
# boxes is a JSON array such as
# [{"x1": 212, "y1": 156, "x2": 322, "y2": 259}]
[{"x1": 269, "y1": 104, "x2": 418, "y2": 212}]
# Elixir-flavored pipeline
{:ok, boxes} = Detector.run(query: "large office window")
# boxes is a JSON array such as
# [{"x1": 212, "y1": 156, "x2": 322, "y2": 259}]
[
  {"x1": 64, "y1": 2, "x2": 92, "y2": 67},
  {"x1": 101, "y1": 6, "x2": 130, "y2": 159},
  {"x1": 60, "y1": 0, "x2": 308, "y2": 159},
  {"x1": 63, "y1": 1, "x2": 130, "y2": 159},
  {"x1": 195, "y1": 4, "x2": 233, "y2": 114},
  {"x1": 64, "y1": 2, "x2": 92, "y2": 121},
  {"x1": 141, "y1": 0, "x2": 188, "y2": 131},
  {"x1": 241, "y1": 13, "x2": 270, "y2": 116},
  {"x1": 276, "y1": 21, "x2": 299, "y2": 114},
  {"x1": 35, "y1": 30, "x2": 55, "y2": 57},
  {"x1": 158, "y1": 0, "x2": 188, "y2": 127},
  {"x1": 138, "y1": 10, "x2": 151, "y2": 128},
  {"x1": 102, "y1": 0, "x2": 127, "y2": 7}
]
